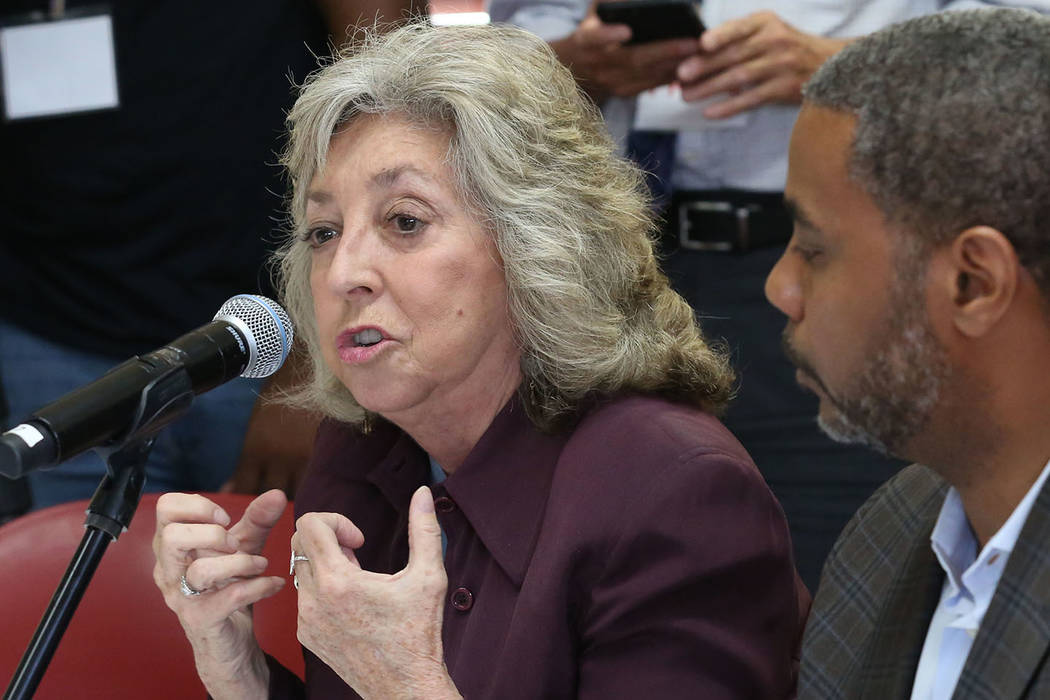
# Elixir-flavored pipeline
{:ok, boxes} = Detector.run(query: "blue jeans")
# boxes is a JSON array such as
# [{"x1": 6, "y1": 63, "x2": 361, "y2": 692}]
[{"x1": 0, "y1": 321, "x2": 263, "y2": 509}]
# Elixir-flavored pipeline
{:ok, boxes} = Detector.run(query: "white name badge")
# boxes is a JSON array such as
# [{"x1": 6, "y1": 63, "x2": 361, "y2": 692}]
[
  {"x1": 0, "y1": 13, "x2": 119, "y2": 120},
  {"x1": 634, "y1": 83, "x2": 748, "y2": 132}
]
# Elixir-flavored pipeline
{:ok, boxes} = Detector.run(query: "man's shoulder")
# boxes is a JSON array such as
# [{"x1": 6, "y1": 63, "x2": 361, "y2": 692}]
[
  {"x1": 799, "y1": 464, "x2": 948, "y2": 698},
  {"x1": 815, "y1": 462, "x2": 947, "y2": 601},
  {"x1": 832, "y1": 463, "x2": 948, "y2": 555}
]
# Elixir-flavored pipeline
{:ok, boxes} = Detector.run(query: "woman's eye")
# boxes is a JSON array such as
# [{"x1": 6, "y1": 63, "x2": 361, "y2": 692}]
[
  {"x1": 391, "y1": 214, "x2": 424, "y2": 235},
  {"x1": 303, "y1": 227, "x2": 339, "y2": 248}
]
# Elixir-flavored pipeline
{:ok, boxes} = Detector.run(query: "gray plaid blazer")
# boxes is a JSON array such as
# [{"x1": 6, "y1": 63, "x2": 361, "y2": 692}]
[{"x1": 799, "y1": 463, "x2": 1050, "y2": 699}]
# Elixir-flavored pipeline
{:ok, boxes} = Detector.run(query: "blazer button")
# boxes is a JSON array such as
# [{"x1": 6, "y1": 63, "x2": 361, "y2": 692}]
[
  {"x1": 450, "y1": 587, "x2": 474, "y2": 611},
  {"x1": 434, "y1": 496, "x2": 456, "y2": 513}
]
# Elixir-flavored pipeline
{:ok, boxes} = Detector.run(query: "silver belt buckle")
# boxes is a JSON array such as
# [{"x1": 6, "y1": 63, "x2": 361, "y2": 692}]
[{"x1": 678, "y1": 201, "x2": 753, "y2": 252}]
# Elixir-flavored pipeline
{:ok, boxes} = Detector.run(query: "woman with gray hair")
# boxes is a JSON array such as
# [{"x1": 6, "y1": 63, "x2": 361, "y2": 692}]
[{"x1": 152, "y1": 21, "x2": 806, "y2": 699}]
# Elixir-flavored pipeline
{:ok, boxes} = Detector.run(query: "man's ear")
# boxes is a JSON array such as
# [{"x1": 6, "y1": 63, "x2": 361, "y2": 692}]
[{"x1": 937, "y1": 226, "x2": 1019, "y2": 338}]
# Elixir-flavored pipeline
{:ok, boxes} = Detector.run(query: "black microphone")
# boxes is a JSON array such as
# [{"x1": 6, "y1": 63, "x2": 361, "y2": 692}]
[{"x1": 0, "y1": 294, "x2": 294, "y2": 479}]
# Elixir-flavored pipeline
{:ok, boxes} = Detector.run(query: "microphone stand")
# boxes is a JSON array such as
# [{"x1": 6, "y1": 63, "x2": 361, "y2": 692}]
[{"x1": 4, "y1": 366, "x2": 197, "y2": 700}]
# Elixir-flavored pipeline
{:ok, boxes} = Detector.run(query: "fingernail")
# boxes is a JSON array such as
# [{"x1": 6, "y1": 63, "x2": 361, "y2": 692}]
[
  {"x1": 252, "y1": 555, "x2": 268, "y2": 569},
  {"x1": 414, "y1": 486, "x2": 435, "y2": 513},
  {"x1": 214, "y1": 508, "x2": 230, "y2": 526}
]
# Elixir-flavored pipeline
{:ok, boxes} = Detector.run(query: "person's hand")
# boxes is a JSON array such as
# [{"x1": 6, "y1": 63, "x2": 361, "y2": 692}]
[
  {"x1": 291, "y1": 486, "x2": 461, "y2": 699},
  {"x1": 676, "y1": 11, "x2": 850, "y2": 119},
  {"x1": 153, "y1": 490, "x2": 288, "y2": 699},
  {"x1": 224, "y1": 398, "x2": 320, "y2": 498},
  {"x1": 551, "y1": 8, "x2": 698, "y2": 102}
]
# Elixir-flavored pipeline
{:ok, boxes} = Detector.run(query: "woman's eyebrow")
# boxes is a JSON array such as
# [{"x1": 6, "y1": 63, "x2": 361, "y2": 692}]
[
  {"x1": 370, "y1": 165, "x2": 438, "y2": 190},
  {"x1": 306, "y1": 190, "x2": 334, "y2": 206}
]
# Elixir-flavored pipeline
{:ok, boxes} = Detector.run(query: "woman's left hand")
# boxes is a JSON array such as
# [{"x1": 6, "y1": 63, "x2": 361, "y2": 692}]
[{"x1": 291, "y1": 486, "x2": 461, "y2": 699}]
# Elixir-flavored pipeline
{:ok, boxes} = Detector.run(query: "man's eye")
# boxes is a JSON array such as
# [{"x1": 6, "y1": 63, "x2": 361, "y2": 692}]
[
  {"x1": 793, "y1": 245, "x2": 822, "y2": 262},
  {"x1": 303, "y1": 227, "x2": 339, "y2": 247}
]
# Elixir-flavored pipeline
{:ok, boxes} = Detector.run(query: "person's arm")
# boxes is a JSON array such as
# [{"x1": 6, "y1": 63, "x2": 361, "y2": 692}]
[
  {"x1": 224, "y1": 347, "x2": 320, "y2": 498},
  {"x1": 576, "y1": 453, "x2": 809, "y2": 698},
  {"x1": 677, "y1": 2, "x2": 1050, "y2": 120},
  {"x1": 314, "y1": 0, "x2": 426, "y2": 46}
]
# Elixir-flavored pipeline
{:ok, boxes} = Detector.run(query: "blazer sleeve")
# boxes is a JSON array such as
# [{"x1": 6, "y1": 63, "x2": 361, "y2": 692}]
[
  {"x1": 266, "y1": 654, "x2": 306, "y2": 700},
  {"x1": 575, "y1": 450, "x2": 808, "y2": 700}
]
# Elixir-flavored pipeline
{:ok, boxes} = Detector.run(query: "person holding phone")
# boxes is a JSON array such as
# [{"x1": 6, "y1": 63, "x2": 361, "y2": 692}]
[{"x1": 487, "y1": 0, "x2": 1050, "y2": 592}]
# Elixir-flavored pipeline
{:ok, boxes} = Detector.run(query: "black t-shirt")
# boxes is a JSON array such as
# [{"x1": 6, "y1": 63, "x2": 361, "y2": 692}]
[{"x1": 0, "y1": 0, "x2": 327, "y2": 358}]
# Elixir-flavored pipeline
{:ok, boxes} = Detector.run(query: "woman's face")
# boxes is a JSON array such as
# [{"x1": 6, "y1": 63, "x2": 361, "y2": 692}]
[{"x1": 306, "y1": 114, "x2": 520, "y2": 426}]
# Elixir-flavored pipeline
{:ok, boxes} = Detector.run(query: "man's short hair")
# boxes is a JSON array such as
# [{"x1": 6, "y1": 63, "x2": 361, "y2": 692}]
[{"x1": 804, "y1": 9, "x2": 1050, "y2": 296}]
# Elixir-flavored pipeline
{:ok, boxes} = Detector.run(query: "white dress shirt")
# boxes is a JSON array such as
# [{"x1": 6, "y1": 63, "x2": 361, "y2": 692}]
[
  {"x1": 910, "y1": 458, "x2": 1050, "y2": 700},
  {"x1": 485, "y1": 0, "x2": 1050, "y2": 191}
]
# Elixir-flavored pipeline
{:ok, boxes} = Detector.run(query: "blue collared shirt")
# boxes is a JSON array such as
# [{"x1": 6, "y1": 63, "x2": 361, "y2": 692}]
[
  {"x1": 429, "y1": 455, "x2": 448, "y2": 557},
  {"x1": 911, "y1": 458, "x2": 1050, "y2": 699}
]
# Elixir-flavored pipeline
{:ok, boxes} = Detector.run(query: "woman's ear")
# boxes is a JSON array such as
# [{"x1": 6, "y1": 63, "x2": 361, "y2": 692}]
[{"x1": 941, "y1": 226, "x2": 1019, "y2": 338}]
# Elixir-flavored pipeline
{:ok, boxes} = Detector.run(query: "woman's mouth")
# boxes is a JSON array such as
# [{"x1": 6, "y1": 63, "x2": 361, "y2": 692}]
[
  {"x1": 337, "y1": 327, "x2": 391, "y2": 364},
  {"x1": 352, "y1": 328, "x2": 383, "y2": 347}
]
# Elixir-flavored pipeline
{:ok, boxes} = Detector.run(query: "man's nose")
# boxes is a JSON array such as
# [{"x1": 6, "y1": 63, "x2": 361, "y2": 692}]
[{"x1": 765, "y1": 251, "x2": 803, "y2": 322}]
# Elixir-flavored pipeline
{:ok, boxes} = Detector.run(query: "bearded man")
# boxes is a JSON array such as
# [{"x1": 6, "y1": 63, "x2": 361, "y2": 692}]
[{"x1": 764, "y1": 8, "x2": 1050, "y2": 698}]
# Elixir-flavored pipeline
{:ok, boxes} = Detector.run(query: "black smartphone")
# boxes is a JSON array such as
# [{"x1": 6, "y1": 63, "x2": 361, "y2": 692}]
[{"x1": 595, "y1": 0, "x2": 705, "y2": 45}]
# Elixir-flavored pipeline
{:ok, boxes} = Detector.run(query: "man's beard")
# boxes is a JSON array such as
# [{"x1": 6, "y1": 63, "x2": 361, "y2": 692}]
[{"x1": 782, "y1": 274, "x2": 950, "y2": 458}]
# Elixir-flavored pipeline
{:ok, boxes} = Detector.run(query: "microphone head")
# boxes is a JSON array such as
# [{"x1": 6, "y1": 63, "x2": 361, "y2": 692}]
[{"x1": 213, "y1": 295, "x2": 294, "y2": 378}]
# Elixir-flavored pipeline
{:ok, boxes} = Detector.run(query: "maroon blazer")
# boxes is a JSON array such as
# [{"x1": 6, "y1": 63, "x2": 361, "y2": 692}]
[{"x1": 268, "y1": 394, "x2": 809, "y2": 698}]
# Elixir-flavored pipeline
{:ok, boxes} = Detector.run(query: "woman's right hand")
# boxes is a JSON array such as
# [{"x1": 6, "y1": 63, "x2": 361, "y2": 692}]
[{"x1": 152, "y1": 489, "x2": 288, "y2": 700}]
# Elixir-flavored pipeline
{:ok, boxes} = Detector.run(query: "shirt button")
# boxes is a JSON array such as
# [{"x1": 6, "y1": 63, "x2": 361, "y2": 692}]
[
  {"x1": 434, "y1": 496, "x2": 456, "y2": 514},
  {"x1": 450, "y1": 587, "x2": 474, "y2": 611}
]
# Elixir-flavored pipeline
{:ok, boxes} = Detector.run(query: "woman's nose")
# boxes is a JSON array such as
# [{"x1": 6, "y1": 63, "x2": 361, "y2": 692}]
[{"x1": 324, "y1": 228, "x2": 381, "y2": 299}]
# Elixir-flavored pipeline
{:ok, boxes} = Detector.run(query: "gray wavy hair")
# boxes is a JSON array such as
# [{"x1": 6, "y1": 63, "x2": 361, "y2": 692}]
[
  {"x1": 275, "y1": 21, "x2": 733, "y2": 430},
  {"x1": 804, "y1": 8, "x2": 1050, "y2": 293}
]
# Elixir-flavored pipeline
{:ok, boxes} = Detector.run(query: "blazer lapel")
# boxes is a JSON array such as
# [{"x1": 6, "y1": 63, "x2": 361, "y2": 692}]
[
  {"x1": 858, "y1": 532, "x2": 944, "y2": 699},
  {"x1": 952, "y1": 479, "x2": 1050, "y2": 699}
]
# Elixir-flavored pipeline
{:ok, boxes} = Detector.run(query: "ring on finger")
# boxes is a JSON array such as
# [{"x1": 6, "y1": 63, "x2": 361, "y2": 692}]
[
  {"x1": 289, "y1": 550, "x2": 310, "y2": 575},
  {"x1": 180, "y1": 574, "x2": 205, "y2": 597}
]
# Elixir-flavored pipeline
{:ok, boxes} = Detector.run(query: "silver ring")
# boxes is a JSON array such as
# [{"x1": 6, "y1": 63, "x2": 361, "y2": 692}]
[
  {"x1": 289, "y1": 550, "x2": 310, "y2": 575},
  {"x1": 179, "y1": 574, "x2": 203, "y2": 597}
]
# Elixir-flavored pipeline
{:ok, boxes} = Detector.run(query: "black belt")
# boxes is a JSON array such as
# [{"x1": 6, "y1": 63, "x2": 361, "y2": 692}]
[{"x1": 663, "y1": 189, "x2": 792, "y2": 254}]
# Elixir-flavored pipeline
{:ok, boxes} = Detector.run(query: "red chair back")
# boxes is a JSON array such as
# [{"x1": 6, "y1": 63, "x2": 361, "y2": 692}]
[{"x1": 0, "y1": 492, "x2": 302, "y2": 699}]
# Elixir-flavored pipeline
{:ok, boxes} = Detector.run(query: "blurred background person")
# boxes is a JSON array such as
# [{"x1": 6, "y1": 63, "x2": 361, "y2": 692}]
[
  {"x1": 486, "y1": 0, "x2": 1050, "y2": 589},
  {"x1": 0, "y1": 0, "x2": 419, "y2": 513},
  {"x1": 153, "y1": 22, "x2": 808, "y2": 699}
]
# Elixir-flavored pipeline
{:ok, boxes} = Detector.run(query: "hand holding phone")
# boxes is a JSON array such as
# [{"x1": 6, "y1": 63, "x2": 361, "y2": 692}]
[
  {"x1": 548, "y1": 4, "x2": 700, "y2": 102},
  {"x1": 595, "y1": 0, "x2": 705, "y2": 45}
]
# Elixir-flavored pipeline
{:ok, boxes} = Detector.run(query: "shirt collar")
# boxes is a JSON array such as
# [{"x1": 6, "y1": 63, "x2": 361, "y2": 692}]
[
  {"x1": 930, "y1": 488, "x2": 975, "y2": 598},
  {"x1": 442, "y1": 394, "x2": 568, "y2": 587},
  {"x1": 360, "y1": 393, "x2": 569, "y2": 587},
  {"x1": 931, "y1": 458, "x2": 1050, "y2": 602}
]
